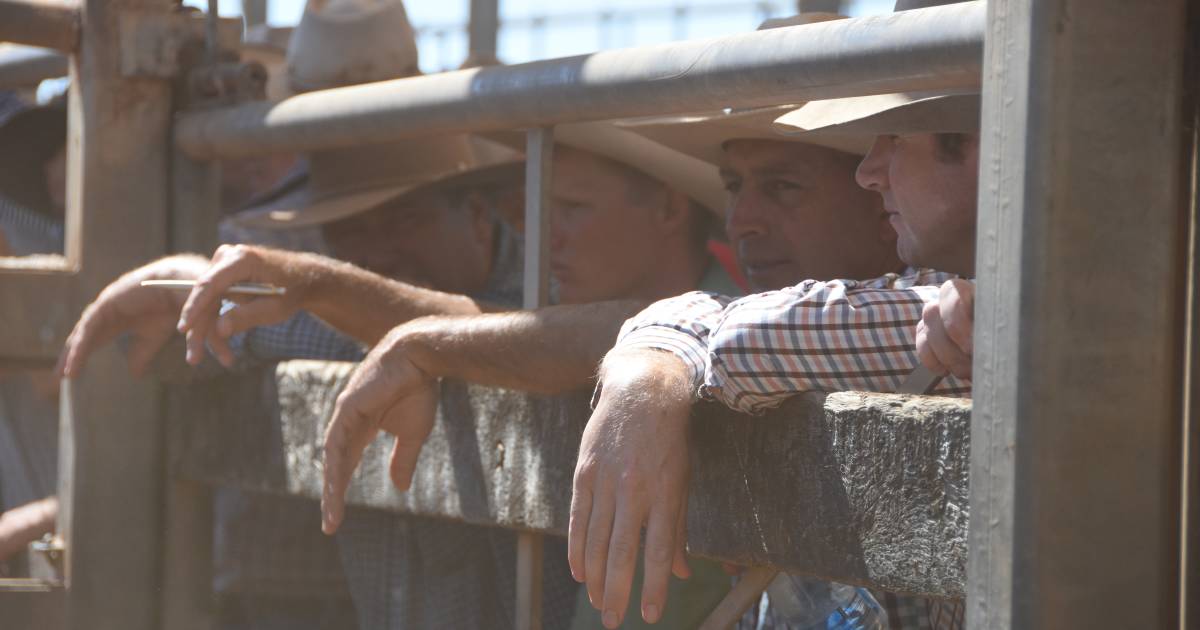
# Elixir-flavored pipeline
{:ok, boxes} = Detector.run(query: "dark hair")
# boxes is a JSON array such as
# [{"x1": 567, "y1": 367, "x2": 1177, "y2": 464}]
[{"x1": 933, "y1": 133, "x2": 973, "y2": 164}]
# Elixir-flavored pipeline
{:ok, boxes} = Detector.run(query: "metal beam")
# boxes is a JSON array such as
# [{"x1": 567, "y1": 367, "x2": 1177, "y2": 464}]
[
  {"x1": 170, "y1": 361, "x2": 973, "y2": 597},
  {"x1": 0, "y1": 0, "x2": 79, "y2": 52},
  {"x1": 969, "y1": 0, "x2": 1188, "y2": 627},
  {"x1": 467, "y1": 0, "x2": 499, "y2": 66},
  {"x1": 0, "y1": 45, "x2": 67, "y2": 89},
  {"x1": 175, "y1": 1, "x2": 984, "y2": 159}
]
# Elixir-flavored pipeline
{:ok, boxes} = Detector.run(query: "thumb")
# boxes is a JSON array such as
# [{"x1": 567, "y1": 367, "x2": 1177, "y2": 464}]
[{"x1": 215, "y1": 298, "x2": 291, "y2": 339}]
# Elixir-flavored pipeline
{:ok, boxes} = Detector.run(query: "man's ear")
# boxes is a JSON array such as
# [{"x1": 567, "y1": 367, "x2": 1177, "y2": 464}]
[{"x1": 654, "y1": 189, "x2": 693, "y2": 237}]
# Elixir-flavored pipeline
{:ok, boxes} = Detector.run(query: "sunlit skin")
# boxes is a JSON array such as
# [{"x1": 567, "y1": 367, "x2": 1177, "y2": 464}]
[
  {"x1": 855, "y1": 133, "x2": 979, "y2": 276},
  {"x1": 549, "y1": 147, "x2": 706, "y2": 305},
  {"x1": 721, "y1": 139, "x2": 902, "y2": 290},
  {"x1": 321, "y1": 186, "x2": 496, "y2": 295}
]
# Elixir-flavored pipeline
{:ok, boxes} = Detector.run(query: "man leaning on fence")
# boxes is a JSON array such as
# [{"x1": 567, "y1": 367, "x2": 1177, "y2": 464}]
[{"x1": 569, "y1": 9, "x2": 978, "y2": 630}]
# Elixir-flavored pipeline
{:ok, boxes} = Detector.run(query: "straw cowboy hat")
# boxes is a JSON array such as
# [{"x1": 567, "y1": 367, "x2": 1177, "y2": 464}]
[
  {"x1": 0, "y1": 93, "x2": 66, "y2": 219},
  {"x1": 774, "y1": 0, "x2": 980, "y2": 136},
  {"x1": 235, "y1": 0, "x2": 521, "y2": 229},
  {"x1": 615, "y1": 13, "x2": 874, "y2": 166},
  {"x1": 286, "y1": 0, "x2": 420, "y2": 93}
]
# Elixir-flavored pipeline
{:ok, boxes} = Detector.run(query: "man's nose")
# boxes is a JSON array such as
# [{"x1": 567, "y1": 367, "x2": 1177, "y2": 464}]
[
  {"x1": 726, "y1": 192, "x2": 769, "y2": 243},
  {"x1": 855, "y1": 135, "x2": 891, "y2": 192}
]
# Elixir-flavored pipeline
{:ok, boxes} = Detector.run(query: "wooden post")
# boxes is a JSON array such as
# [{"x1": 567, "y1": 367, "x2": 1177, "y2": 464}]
[
  {"x1": 56, "y1": 0, "x2": 176, "y2": 628},
  {"x1": 969, "y1": 0, "x2": 1189, "y2": 627}
]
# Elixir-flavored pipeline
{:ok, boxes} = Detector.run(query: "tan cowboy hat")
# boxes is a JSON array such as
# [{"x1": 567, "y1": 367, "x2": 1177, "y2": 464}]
[
  {"x1": 286, "y1": 0, "x2": 420, "y2": 93},
  {"x1": 488, "y1": 122, "x2": 728, "y2": 217},
  {"x1": 614, "y1": 14, "x2": 873, "y2": 166},
  {"x1": 774, "y1": 1, "x2": 980, "y2": 136},
  {"x1": 236, "y1": 0, "x2": 522, "y2": 230},
  {"x1": 235, "y1": 135, "x2": 522, "y2": 229}
]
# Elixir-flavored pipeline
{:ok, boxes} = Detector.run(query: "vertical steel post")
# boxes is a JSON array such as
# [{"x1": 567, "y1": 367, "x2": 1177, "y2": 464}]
[
  {"x1": 242, "y1": 0, "x2": 267, "y2": 28},
  {"x1": 1181, "y1": 5, "x2": 1200, "y2": 625},
  {"x1": 516, "y1": 126, "x2": 553, "y2": 630},
  {"x1": 968, "y1": 0, "x2": 1189, "y2": 628},
  {"x1": 56, "y1": 0, "x2": 176, "y2": 628},
  {"x1": 468, "y1": 0, "x2": 500, "y2": 67}
]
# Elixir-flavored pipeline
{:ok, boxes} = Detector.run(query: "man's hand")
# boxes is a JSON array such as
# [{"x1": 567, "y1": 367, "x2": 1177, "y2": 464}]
[
  {"x1": 320, "y1": 326, "x2": 439, "y2": 535},
  {"x1": 57, "y1": 255, "x2": 208, "y2": 379},
  {"x1": 569, "y1": 349, "x2": 694, "y2": 629},
  {"x1": 0, "y1": 497, "x2": 57, "y2": 563},
  {"x1": 176, "y1": 244, "x2": 323, "y2": 368},
  {"x1": 915, "y1": 279, "x2": 975, "y2": 380}
]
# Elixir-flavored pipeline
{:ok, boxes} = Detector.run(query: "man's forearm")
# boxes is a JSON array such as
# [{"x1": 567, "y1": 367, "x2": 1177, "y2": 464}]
[
  {"x1": 299, "y1": 255, "x2": 491, "y2": 345},
  {"x1": 396, "y1": 300, "x2": 648, "y2": 394}
]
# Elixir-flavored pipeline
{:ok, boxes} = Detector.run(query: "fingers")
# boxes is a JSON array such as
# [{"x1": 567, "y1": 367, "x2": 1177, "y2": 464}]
[
  {"x1": 214, "y1": 298, "x2": 287, "y2": 340},
  {"x1": 387, "y1": 431, "x2": 427, "y2": 491},
  {"x1": 639, "y1": 503, "x2": 679, "y2": 625},
  {"x1": 671, "y1": 502, "x2": 690, "y2": 580},
  {"x1": 321, "y1": 392, "x2": 382, "y2": 535},
  {"x1": 601, "y1": 499, "x2": 644, "y2": 628},
  {"x1": 178, "y1": 246, "x2": 256, "y2": 365},
  {"x1": 940, "y1": 279, "x2": 975, "y2": 358},
  {"x1": 568, "y1": 471, "x2": 595, "y2": 583},
  {"x1": 583, "y1": 479, "x2": 617, "y2": 611},
  {"x1": 918, "y1": 300, "x2": 972, "y2": 380},
  {"x1": 914, "y1": 317, "x2": 946, "y2": 375},
  {"x1": 58, "y1": 297, "x2": 124, "y2": 379}
]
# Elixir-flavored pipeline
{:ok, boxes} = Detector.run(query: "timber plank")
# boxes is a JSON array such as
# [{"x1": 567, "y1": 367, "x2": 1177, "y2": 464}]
[{"x1": 171, "y1": 360, "x2": 971, "y2": 597}]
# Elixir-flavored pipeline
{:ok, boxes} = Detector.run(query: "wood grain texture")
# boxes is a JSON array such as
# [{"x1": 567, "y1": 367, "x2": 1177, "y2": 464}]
[{"x1": 171, "y1": 360, "x2": 972, "y2": 597}]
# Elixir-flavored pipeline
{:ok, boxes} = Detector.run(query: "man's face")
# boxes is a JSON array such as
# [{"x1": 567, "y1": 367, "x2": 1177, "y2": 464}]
[
  {"x1": 321, "y1": 186, "x2": 494, "y2": 295},
  {"x1": 855, "y1": 133, "x2": 979, "y2": 275},
  {"x1": 721, "y1": 139, "x2": 901, "y2": 291},
  {"x1": 549, "y1": 147, "x2": 675, "y2": 304}
]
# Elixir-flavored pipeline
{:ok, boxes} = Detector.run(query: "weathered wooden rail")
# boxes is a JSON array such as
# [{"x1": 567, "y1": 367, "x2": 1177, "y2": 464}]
[{"x1": 170, "y1": 360, "x2": 971, "y2": 598}]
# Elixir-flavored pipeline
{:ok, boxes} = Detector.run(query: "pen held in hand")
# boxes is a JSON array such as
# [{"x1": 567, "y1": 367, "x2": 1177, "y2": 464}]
[{"x1": 139, "y1": 279, "x2": 287, "y2": 297}]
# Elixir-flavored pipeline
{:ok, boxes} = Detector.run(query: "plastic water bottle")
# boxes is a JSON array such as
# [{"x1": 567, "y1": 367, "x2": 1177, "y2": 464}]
[{"x1": 749, "y1": 574, "x2": 887, "y2": 629}]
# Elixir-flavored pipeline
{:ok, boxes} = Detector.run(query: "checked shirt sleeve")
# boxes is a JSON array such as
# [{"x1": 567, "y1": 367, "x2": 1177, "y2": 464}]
[
  {"x1": 610, "y1": 291, "x2": 735, "y2": 395},
  {"x1": 702, "y1": 269, "x2": 970, "y2": 415}
]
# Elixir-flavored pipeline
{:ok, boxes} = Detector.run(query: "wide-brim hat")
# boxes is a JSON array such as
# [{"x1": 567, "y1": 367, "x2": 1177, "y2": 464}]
[
  {"x1": 0, "y1": 97, "x2": 67, "y2": 216},
  {"x1": 235, "y1": 135, "x2": 523, "y2": 229},
  {"x1": 774, "y1": 1, "x2": 980, "y2": 136},
  {"x1": 618, "y1": 105, "x2": 873, "y2": 166},
  {"x1": 488, "y1": 121, "x2": 728, "y2": 218},
  {"x1": 287, "y1": 0, "x2": 420, "y2": 93},
  {"x1": 773, "y1": 89, "x2": 980, "y2": 136},
  {"x1": 612, "y1": 13, "x2": 873, "y2": 166}
]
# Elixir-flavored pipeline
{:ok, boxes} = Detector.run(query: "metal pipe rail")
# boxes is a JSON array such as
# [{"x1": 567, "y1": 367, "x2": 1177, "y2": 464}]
[
  {"x1": 0, "y1": 0, "x2": 79, "y2": 52},
  {"x1": 176, "y1": 0, "x2": 984, "y2": 160}
]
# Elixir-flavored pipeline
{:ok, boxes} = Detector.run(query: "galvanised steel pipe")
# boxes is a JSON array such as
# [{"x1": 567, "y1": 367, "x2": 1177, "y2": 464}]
[
  {"x1": 0, "y1": 45, "x2": 67, "y2": 89},
  {"x1": 177, "y1": 1, "x2": 984, "y2": 160},
  {"x1": 0, "y1": 0, "x2": 79, "y2": 52}
]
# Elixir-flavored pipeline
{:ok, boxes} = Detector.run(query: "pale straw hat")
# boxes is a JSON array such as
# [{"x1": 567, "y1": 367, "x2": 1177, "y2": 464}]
[
  {"x1": 286, "y1": 0, "x2": 421, "y2": 93},
  {"x1": 773, "y1": 0, "x2": 980, "y2": 137},
  {"x1": 615, "y1": 13, "x2": 874, "y2": 165},
  {"x1": 236, "y1": 0, "x2": 522, "y2": 229},
  {"x1": 488, "y1": 122, "x2": 728, "y2": 217}
]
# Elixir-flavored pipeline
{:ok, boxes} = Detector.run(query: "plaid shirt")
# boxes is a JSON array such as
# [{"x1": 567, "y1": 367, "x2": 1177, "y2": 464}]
[
  {"x1": 613, "y1": 268, "x2": 971, "y2": 413},
  {"x1": 608, "y1": 268, "x2": 969, "y2": 630}
]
